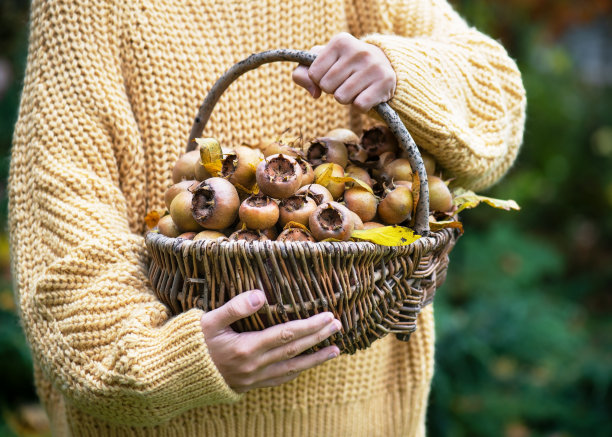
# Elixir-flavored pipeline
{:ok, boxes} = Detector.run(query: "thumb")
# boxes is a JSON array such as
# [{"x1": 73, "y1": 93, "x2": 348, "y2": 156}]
[{"x1": 201, "y1": 290, "x2": 266, "y2": 334}]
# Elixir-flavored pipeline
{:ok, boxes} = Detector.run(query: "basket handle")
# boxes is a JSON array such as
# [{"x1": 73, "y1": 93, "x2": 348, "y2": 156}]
[{"x1": 186, "y1": 49, "x2": 430, "y2": 236}]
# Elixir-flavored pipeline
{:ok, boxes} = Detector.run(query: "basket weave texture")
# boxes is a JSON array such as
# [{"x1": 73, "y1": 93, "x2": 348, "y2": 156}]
[{"x1": 146, "y1": 228, "x2": 458, "y2": 354}]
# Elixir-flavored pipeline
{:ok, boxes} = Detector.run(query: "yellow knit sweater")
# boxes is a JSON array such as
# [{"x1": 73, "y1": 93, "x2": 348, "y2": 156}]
[{"x1": 9, "y1": 0, "x2": 525, "y2": 436}]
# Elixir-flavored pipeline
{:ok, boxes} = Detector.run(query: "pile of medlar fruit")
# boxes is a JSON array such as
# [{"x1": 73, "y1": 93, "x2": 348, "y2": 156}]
[{"x1": 156, "y1": 126, "x2": 455, "y2": 243}]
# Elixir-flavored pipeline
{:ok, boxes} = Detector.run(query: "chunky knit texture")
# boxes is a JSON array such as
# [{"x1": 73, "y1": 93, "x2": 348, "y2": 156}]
[{"x1": 9, "y1": 0, "x2": 525, "y2": 436}]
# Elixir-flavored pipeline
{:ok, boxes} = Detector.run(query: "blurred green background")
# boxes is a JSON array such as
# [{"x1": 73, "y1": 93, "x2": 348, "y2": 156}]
[{"x1": 0, "y1": 0, "x2": 610, "y2": 436}]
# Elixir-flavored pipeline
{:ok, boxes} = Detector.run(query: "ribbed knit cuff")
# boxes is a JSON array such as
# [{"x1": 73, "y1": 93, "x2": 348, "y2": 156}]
[{"x1": 133, "y1": 308, "x2": 243, "y2": 413}]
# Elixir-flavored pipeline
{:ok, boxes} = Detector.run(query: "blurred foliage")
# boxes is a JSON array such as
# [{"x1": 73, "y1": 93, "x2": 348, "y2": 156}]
[
  {"x1": 428, "y1": 1, "x2": 612, "y2": 436},
  {"x1": 0, "y1": 0, "x2": 611, "y2": 436}
]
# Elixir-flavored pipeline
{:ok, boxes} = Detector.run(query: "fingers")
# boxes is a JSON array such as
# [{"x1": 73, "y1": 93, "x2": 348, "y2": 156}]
[
  {"x1": 353, "y1": 80, "x2": 394, "y2": 112},
  {"x1": 333, "y1": 69, "x2": 373, "y2": 105},
  {"x1": 259, "y1": 318, "x2": 342, "y2": 366},
  {"x1": 292, "y1": 65, "x2": 321, "y2": 98},
  {"x1": 200, "y1": 290, "x2": 266, "y2": 335},
  {"x1": 254, "y1": 311, "x2": 337, "y2": 350},
  {"x1": 245, "y1": 345, "x2": 340, "y2": 391},
  {"x1": 318, "y1": 58, "x2": 356, "y2": 95},
  {"x1": 292, "y1": 45, "x2": 324, "y2": 98},
  {"x1": 293, "y1": 33, "x2": 396, "y2": 111},
  {"x1": 307, "y1": 47, "x2": 340, "y2": 86}
]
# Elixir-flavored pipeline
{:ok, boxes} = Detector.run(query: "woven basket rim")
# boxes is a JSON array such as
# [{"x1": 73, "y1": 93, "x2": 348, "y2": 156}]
[{"x1": 145, "y1": 227, "x2": 457, "y2": 251}]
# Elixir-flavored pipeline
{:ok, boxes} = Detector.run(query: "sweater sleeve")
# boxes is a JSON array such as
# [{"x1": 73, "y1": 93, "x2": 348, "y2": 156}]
[
  {"x1": 8, "y1": 0, "x2": 240, "y2": 426},
  {"x1": 361, "y1": 0, "x2": 526, "y2": 190}
]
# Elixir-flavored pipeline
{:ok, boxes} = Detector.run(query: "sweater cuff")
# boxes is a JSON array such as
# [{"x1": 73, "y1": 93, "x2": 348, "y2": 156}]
[{"x1": 132, "y1": 308, "x2": 243, "y2": 410}]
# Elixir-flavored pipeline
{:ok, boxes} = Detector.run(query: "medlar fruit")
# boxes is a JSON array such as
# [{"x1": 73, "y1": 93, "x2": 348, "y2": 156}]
[
  {"x1": 377, "y1": 186, "x2": 414, "y2": 225},
  {"x1": 309, "y1": 202, "x2": 355, "y2": 242},
  {"x1": 278, "y1": 195, "x2": 318, "y2": 227},
  {"x1": 256, "y1": 154, "x2": 303, "y2": 199},
  {"x1": 238, "y1": 194, "x2": 279, "y2": 230},
  {"x1": 191, "y1": 177, "x2": 240, "y2": 230}
]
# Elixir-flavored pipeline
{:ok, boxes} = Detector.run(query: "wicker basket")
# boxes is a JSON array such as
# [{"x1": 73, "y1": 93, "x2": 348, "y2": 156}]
[{"x1": 145, "y1": 50, "x2": 460, "y2": 354}]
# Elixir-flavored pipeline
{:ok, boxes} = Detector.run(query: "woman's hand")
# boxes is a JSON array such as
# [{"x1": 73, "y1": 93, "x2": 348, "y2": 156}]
[
  {"x1": 200, "y1": 290, "x2": 342, "y2": 393},
  {"x1": 292, "y1": 32, "x2": 396, "y2": 112}
]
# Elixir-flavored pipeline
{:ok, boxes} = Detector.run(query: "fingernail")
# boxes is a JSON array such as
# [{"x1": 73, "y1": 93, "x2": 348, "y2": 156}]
[
  {"x1": 331, "y1": 320, "x2": 342, "y2": 333},
  {"x1": 308, "y1": 87, "x2": 316, "y2": 98},
  {"x1": 249, "y1": 290, "x2": 262, "y2": 307},
  {"x1": 322, "y1": 312, "x2": 334, "y2": 323},
  {"x1": 328, "y1": 348, "x2": 339, "y2": 360}
]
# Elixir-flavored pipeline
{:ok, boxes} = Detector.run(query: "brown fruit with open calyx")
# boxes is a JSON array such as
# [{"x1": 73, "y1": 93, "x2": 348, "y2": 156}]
[
  {"x1": 361, "y1": 126, "x2": 399, "y2": 158},
  {"x1": 164, "y1": 180, "x2": 198, "y2": 211},
  {"x1": 172, "y1": 150, "x2": 201, "y2": 183},
  {"x1": 309, "y1": 202, "x2": 355, "y2": 242},
  {"x1": 313, "y1": 163, "x2": 345, "y2": 199},
  {"x1": 220, "y1": 145, "x2": 263, "y2": 188},
  {"x1": 276, "y1": 227, "x2": 316, "y2": 242},
  {"x1": 377, "y1": 186, "x2": 413, "y2": 225},
  {"x1": 256, "y1": 154, "x2": 303, "y2": 199},
  {"x1": 346, "y1": 143, "x2": 369, "y2": 164},
  {"x1": 344, "y1": 187, "x2": 378, "y2": 222},
  {"x1": 296, "y1": 157, "x2": 315, "y2": 187},
  {"x1": 278, "y1": 195, "x2": 317, "y2": 227},
  {"x1": 295, "y1": 184, "x2": 333, "y2": 206},
  {"x1": 238, "y1": 194, "x2": 279, "y2": 230},
  {"x1": 372, "y1": 151, "x2": 396, "y2": 180},
  {"x1": 191, "y1": 177, "x2": 240, "y2": 230},
  {"x1": 428, "y1": 175, "x2": 453, "y2": 212},
  {"x1": 306, "y1": 138, "x2": 349, "y2": 168},
  {"x1": 229, "y1": 229, "x2": 269, "y2": 242},
  {"x1": 157, "y1": 215, "x2": 181, "y2": 238},
  {"x1": 169, "y1": 190, "x2": 203, "y2": 232}
]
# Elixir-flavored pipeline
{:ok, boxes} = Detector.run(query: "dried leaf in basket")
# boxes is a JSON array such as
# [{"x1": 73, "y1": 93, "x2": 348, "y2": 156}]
[
  {"x1": 196, "y1": 137, "x2": 224, "y2": 176},
  {"x1": 144, "y1": 209, "x2": 166, "y2": 229},
  {"x1": 283, "y1": 221, "x2": 310, "y2": 232},
  {"x1": 452, "y1": 188, "x2": 520, "y2": 214},
  {"x1": 315, "y1": 165, "x2": 373, "y2": 194},
  {"x1": 429, "y1": 218, "x2": 464, "y2": 234},
  {"x1": 351, "y1": 225, "x2": 421, "y2": 246}
]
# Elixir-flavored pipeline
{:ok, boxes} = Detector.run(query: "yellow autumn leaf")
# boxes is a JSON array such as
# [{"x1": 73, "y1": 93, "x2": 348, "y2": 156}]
[
  {"x1": 233, "y1": 181, "x2": 259, "y2": 195},
  {"x1": 351, "y1": 225, "x2": 421, "y2": 246},
  {"x1": 195, "y1": 137, "x2": 222, "y2": 163},
  {"x1": 197, "y1": 137, "x2": 224, "y2": 176},
  {"x1": 452, "y1": 188, "x2": 520, "y2": 214},
  {"x1": 331, "y1": 176, "x2": 374, "y2": 194},
  {"x1": 283, "y1": 221, "x2": 310, "y2": 232},
  {"x1": 315, "y1": 165, "x2": 374, "y2": 194},
  {"x1": 314, "y1": 165, "x2": 334, "y2": 186},
  {"x1": 429, "y1": 219, "x2": 464, "y2": 234},
  {"x1": 203, "y1": 161, "x2": 223, "y2": 175},
  {"x1": 144, "y1": 210, "x2": 166, "y2": 229}
]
